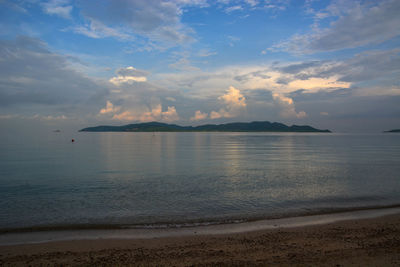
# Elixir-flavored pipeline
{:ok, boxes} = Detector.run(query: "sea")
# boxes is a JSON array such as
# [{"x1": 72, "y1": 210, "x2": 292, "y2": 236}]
[{"x1": 0, "y1": 131, "x2": 399, "y2": 231}]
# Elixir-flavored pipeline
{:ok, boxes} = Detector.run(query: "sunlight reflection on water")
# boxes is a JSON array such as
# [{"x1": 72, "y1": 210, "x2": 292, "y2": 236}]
[{"x1": 0, "y1": 132, "x2": 399, "y2": 229}]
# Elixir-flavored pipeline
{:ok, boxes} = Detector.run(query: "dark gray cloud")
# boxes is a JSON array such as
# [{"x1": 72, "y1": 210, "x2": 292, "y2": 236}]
[
  {"x1": 75, "y1": 0, "x2": 198, "y2": 47},
  {"x1": 275, "y1": 76, "x2": 293, "y2": 85},
  {"x1": 335, "y1": 49, "x2": 400, "y2": 83},
  {"x1": 275, "y1": 49, "x2": 400, "y2": 88},
  {"x1": 309, "y1": 0, "x2": 400, "y2": 52},
  {"x1": 273, "y1": 0, "x2": 400, "y2": 53},
  {"x1": 0, "y1": 36, "x2": 104, "y2": 112},
  {"x1": 289, "y1": 91, "x2": 400, "y2": 132},
  {"x1": 234, "y1": 70, "x2": 270, "y2": 82},
  {"x1": 288, "y1": 88, "x2": 353, "y2": 102},
  {"x1": 243, "y1": 88, "x2": 273, "y2": 102},
  {"x1": 279, "y1": 61, "x2": 321, "y2": 74}
]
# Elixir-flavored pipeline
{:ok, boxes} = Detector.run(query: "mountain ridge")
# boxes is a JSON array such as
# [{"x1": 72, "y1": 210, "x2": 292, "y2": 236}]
[
  {"x1": 79, "y1": 121, "x2": 331, "y2": 133},
  {"x1": 384, "y1": 129, "x2": 400, "y2": 133}
]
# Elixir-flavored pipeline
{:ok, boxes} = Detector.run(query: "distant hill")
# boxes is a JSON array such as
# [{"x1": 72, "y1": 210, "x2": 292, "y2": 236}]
[
  {"x1": 384, "y1": 129, "x2": 400, "y2": 133},
  {"x1": 80, "y1": 121, "x2": 331, "y2": 133}
]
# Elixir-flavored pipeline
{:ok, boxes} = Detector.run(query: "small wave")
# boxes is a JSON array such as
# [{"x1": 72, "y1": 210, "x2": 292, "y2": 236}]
[{"x1": 1, "y1": 203, "x2": 400, "y2": 235}]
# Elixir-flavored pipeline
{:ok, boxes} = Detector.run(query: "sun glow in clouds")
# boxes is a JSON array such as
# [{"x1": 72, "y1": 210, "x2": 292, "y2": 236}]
[
  {"x1": 210, "y1": 86, "x2": 247, "y2": 119},
  {"x1": 1, "y1": 0, "x2": 399, "y2": 131},
  {"x1": 109, "y1": 66, "x2": 148, "y2": 85}
]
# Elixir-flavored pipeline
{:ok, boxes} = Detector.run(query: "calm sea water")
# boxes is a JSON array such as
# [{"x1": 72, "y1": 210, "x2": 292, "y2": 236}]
[{"x1": 0, "y1": 131, "x2": 399, "y2": 229}]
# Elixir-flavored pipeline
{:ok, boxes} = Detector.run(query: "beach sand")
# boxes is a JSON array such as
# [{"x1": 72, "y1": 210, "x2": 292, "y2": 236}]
[{"x1": 1, "y1": 213, "x2": 400, "y2": 266}]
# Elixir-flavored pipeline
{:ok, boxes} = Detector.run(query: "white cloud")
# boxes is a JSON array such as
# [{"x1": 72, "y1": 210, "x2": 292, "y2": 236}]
[
  {"x1": 0, "y1": 114, "x2": 69, "y2": 121},
  {"x1": 99, "y1": 101, "x2": 120, "y2": 114},
  {"x1": 166, "y1": 96, "x2": 176, "y2": 102},
  {"x1": 225, "y1": 5, "x2": 243, "y2": 13},
  {"x1": 109, "y1": 76, "x2": 147, "y2": 85},
  {"x1": 219, "y1": 86, "x2": 246, "y2": 108},
  {"x1": 288, "y1": 76, "x2": 350, "y2": 92},
  {"x1": 42, "y1": 0, "x2": 72, "y2": 19},
  {"x1": 197, "y1": 49, "x2": 217, "y2": 57},
  {"x1": 111, "y1": 111, "x2": 136, "y2": 121},
  {"x1": 272, "y1": 93, "x2": 307, "y2": 119},
  {"x1": 190, "y1": 110, "x2": 208, "y2": 121},
  {"x1": 40, "y1": 115, "x2": 68, "y2": 120},
  {"x1": 111, "y1": 104, "x2": 179, "y2": 122},
  {"x1": 245, "y1": 0, "x2": 258, "y2": 7},
  {"x1": 210, "y1": 109, "x2": 231, "y2": 119},
  {"x1": 152, "y1": 49, "x2": 399, "y2": 123},
  {"x1": 73, "y1": 19, "x2": 131, "y2": 40},
  {"x1": 155, "y1": 62, "x2": 354, "y2": 100},
  {"x1": 0, "y1": 114, "x2": 19, "y2": 120},
  {"x1": 264, "y1": 0, "x2": 290, "y2": 11},
  {"x1": 109, "y1": 66, "x2": 148, "y2": 85},
  {"x1": 210, "y1": 86, "x2": 246, "y2": 119},
  {"x1": 161, "y1": 106, "x2": 180, "y2": 122}
]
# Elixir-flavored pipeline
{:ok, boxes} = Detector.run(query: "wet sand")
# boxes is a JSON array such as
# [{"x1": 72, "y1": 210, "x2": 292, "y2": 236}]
[{"x1": 1, "y1": 212, "x2": 400, "y2": 266}]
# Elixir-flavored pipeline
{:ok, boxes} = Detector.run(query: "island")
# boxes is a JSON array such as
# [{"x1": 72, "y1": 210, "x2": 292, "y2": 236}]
[
  {"x1": 80, "y1": 121, "x2": 331, "y2": 133},
  {"x1": 384, "y1": 129, "x2": 400, "y2": 133}
]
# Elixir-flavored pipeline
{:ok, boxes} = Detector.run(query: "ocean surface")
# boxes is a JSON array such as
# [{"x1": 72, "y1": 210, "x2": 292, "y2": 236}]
[{"x1": 0, "y1": 131, "x2": 399, "y2": 230}]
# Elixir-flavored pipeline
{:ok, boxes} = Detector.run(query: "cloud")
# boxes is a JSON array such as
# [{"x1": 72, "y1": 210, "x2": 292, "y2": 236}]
[
  {"x1": 210, "y1": 109, "x2": 230, "y2": 119},
  {"x1": 272, "y1": 93, "x2": 307, "y2": 119},
  {"x1": 165, "y1": 96, "x2": 176, "y2": 102},
  {"x1": 116, "y1": 66, "x2": 148, "y2": 77},
  {"x1": 168, "y1": 56, "x2": 200, "y2": 72},
  {"x1": 73, "y1": 19, "x2": 131, "y2": 40},
  {"x1": 270, "y1": 0, "x2": 400, "y2": 53},
  {"x1": 161, "y1": 106, "x2": 180, "y2": 122},
  {"x1": 264, "y1": 0, "x2": 290, "y2": 11},
  {"x1": 0, "y1": 1, "x2": 28, "y2": 13},
  {"x1": 334, "y1": 49, "x2": 400, "y2": 83},
  {"x1": 0, "y1": 114, "x2": 69, "y2": 121},
  {"x1": 75, "y1": 0, "x2": 200, "y2": 49},
  {"x1": 37, "y1": 114, "x2": 68, "y2": 120},
  {"x1": 275, "y1": 49, "x2": 400, "y2": 94},
  {"x1": 245, "y1": 0, "x2": 258, "y2": 7},
  {"x1": 227, "y1": 35, "x2": 240, "y2": 47},
  {"x1": 288, "y1": 77, "x2": 350, "y2": 92},
  {"x1": 110, "y1": 104, "x2": 179, "y2": 122},
  {"x1": 155, "y1": 63, "x2": 353, "y2": 120},
  {"x1": 210, "y1": 86, "x2": 246, "y2": 119},
  {"x1": 0, "y1": 36, "x2": 103, "y2": 111},
  {"x1": 154, "y1": 46, "x2": 400, "y2": 124},
  {"x1": 99, "y1": 101, "x2": 120, "y2": 114},
  {"x1": 234, "y1": 70, "x2": 270, "y2": 82},
  {"x1": 190, "y1": 110, "x2": 208, "y2": 121},
  {"x1": 109, "y1": 66, "x2": 148, "y2": 85},
  {"x1": 225, "y1": 5, "x2": 243, "y2": 13},
  {"x1": 42, "y1": 0, "x2": 73, "y2": 19},
  {"x1": 197, "y1": 49, "x2": 217, "y2": 57},
  {"x1": 219, "y1": 86, "x2": 247, "y2": 108}
]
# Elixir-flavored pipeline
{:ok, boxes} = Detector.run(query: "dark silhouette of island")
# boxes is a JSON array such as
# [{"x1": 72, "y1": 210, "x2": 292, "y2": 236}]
[
  {"x1": 385, "y1": 129, "x2": 400, "y2": 133},
  {"x1": 80, "y1": 121, "x2": 331, "y2": 133}
]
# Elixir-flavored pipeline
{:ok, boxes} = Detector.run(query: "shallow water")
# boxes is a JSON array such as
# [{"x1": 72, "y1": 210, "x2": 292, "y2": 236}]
[{"x1": 0, "y1": 131, "x2": 399, "y2": 229}]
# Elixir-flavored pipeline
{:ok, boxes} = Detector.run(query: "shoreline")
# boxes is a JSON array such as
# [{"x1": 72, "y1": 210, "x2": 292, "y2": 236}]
[
  {"x1": 1, "y1": 210, "x2": 400, "y2": 266},
  {"x1": 2, "y1": 203, "x2": 400, "y2": 235},
  {"x1": 1, "y1": 206, "x2": 400, "y2": 246}
]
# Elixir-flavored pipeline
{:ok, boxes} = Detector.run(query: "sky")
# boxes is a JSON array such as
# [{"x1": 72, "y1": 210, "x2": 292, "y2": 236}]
[{"x1": 0, "y1": 0, "x2": 399, "y2": 132}]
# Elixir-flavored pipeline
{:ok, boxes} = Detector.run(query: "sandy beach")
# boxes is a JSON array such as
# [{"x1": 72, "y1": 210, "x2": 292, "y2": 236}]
[{"x1": 1, "y1": 212, "x2": 400, "y2": 266}]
